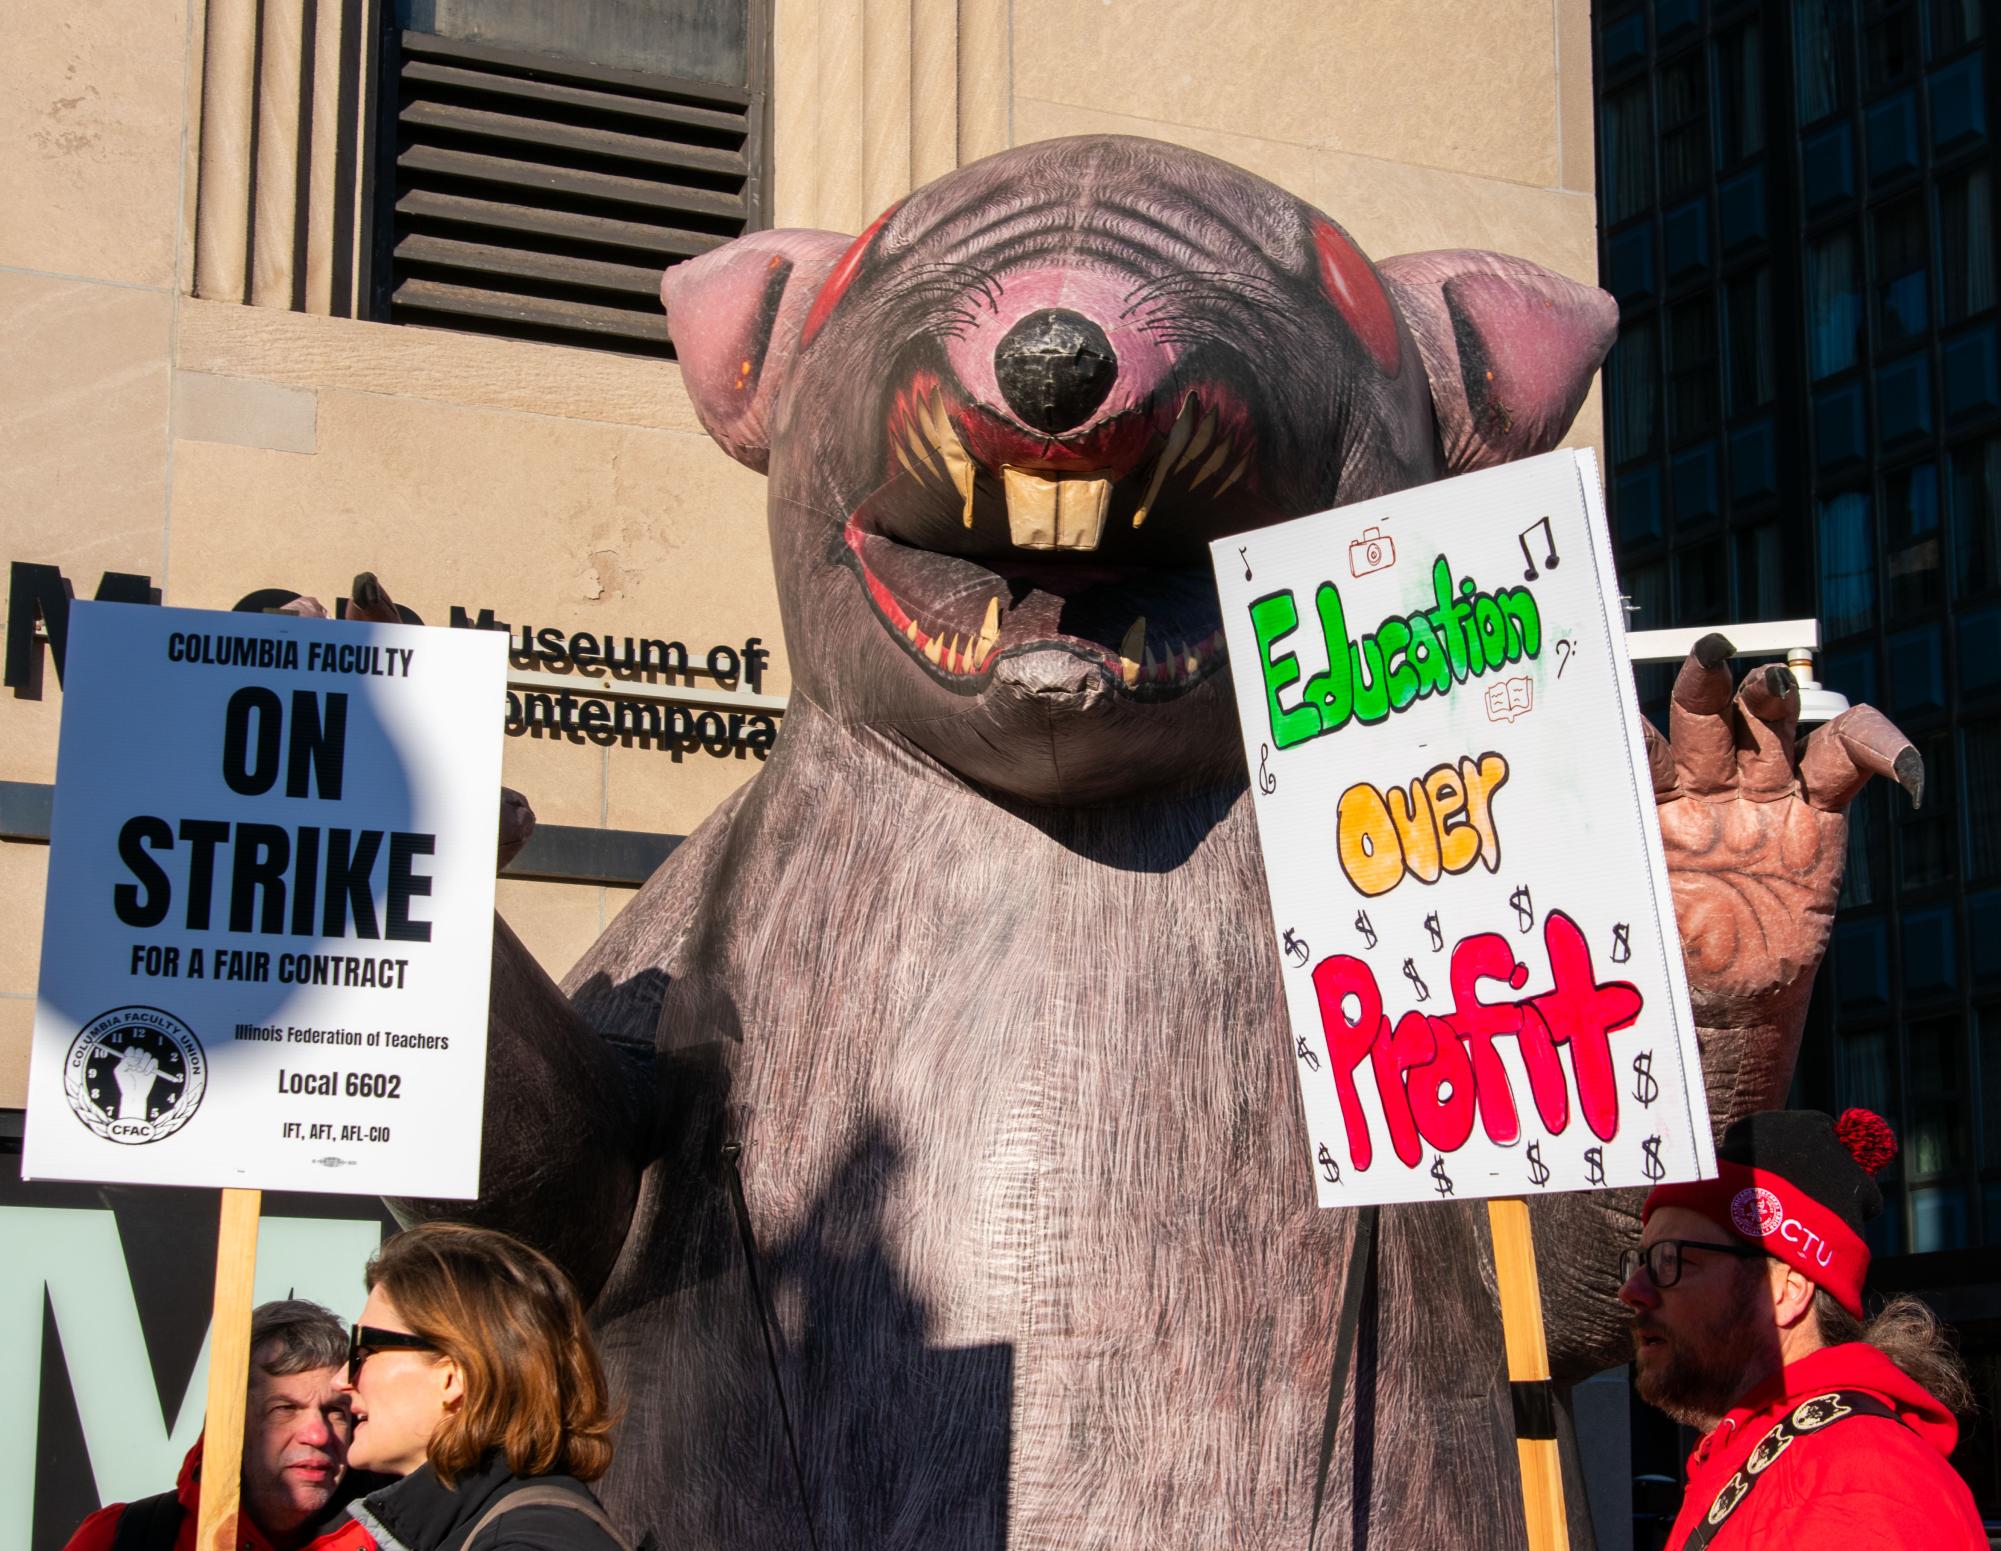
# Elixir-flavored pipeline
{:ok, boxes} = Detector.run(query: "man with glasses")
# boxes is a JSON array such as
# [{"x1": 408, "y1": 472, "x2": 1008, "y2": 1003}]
[
  {"x1": 1619, "y1": 1109, "x2": 1982, "y2": 1549},
  {"x1": 63, "y1": 1300, "x2": 388, "y2": 1551}
]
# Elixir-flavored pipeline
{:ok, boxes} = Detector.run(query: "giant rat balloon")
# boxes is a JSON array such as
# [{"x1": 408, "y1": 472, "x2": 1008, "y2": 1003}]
[{"x1": 388, "y1": 137, "x2": 1918, "y2": 1548}]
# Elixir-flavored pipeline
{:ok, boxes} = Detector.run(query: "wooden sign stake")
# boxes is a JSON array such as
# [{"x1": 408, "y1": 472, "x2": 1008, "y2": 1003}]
[
  {"x1": 195, "y1": 1187, "x2": 262, "y2": 1551},
  {"x1": 1486, "y1": 1196, "x2": 1569, "y2": 1551}
]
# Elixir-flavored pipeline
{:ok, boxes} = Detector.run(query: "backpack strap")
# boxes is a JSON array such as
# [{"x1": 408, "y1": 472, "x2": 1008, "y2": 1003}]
[
  {"x1": 459, "y1": 1484, "x2": 634, "y2": 1551},
  {"x1": 1680, "y1": 1390, "x2": 1906, "y2": 1551},
  {"x1": 108, "y1": 1492, "x2": 186, "y2": 1551}
]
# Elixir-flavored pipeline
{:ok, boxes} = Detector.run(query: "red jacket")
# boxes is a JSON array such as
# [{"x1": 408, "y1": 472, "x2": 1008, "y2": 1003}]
[
  {"x1": 61, "y1": 1440, "x2": 377, "y2": 1551},
  {"x1": 1665, "y1": 1341, "x2": 1985, "y2": 1550}
]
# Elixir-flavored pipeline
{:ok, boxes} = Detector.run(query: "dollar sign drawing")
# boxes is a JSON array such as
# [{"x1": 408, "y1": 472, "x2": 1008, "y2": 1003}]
[
  {"x1": 1610, "y1": 922, "x2": 1632, "y2": 964},
  {"x1": 1584, "y1": 1146, "x2": 1606, "y2": 1186},
  {"x1": 1632, "y1": 1050, "x2": 1658, "y2": 1107},
  {"x1": 1508, "y1": 885, "x2": 1534, "y2": 933},
  {"x1": 1424, "y1": 911, "x2": 1443, "y2": 952},
  {"x1": 1401, "y1": 958, "x2": 1430, "y2": 1001},
  {"x1": 1257, "y1": 743, "x2": 1277, "y2": 795},
  {"x1": 1355, "y1": 910, "x2": 1377, "y2": 949},
  {"x1": 1296, "y1": 1035, "x2": 1322, "y2": 1073},
  {"x1": 1641, "y1": 1135, "x2": 1666, "y2": 1182},
  {"x1": 1317, "y1": 1142, "x2": 1341, "y2": 1184},
  {"x1": 1526, "y1": 1140, "x2": 1550, "y2": 1188},
  {"x1": 1430, "y1": 1155, "x2": 1455, "y2": 1197}
]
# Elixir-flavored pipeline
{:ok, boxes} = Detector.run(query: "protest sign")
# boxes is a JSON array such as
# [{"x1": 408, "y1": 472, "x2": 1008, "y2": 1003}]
[
  {"x1": 24, "y1": 601, "x2": 508, "y2": 1199},
  {"x1": 1211, "y1": 448, "x2": 1714, "y2": 1209}
]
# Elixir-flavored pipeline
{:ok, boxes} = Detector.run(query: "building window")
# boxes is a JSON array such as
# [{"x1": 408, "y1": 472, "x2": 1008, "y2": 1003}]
[
  {"x1": 1872, "y1": 195, "x2": 1931, "y2": 352},
  {"x1": 1819, "y1": 488, "x2": 1878, "y2": 637},
  {"x1": 1724, "y1": 266, "x2": 1776, "y2": 411},
  {"x1": 1609, "y1": 317, "x2": 1660, "y2": 465},
  {"x1": 1807, "y1": 227, "x2": 1864, "y2": 378},
  {"x1": 1659, "y1": 52, "x2": 1711, "y2": 198},
  {"x1": 1842, "y1": 781, "x2": 1890, "y2": 907},
  {"x1": 1864, "y1": 0, "x2": 1923, "y2": 92},
  {"x1": 1713, "y1": 23, "x2": 1765, "y2": 167},
  {"x1": 1734, "y1": 522, "x2": 1783, "y2": 618},
  {"x1": 1675, "y1": 537, "x2": 1728, "y2": 623},
  {"x1": 1884, "y1": 462, "x2": 1944, "y2": 618},
  {"x1": 1937, "y1": 167, "x2": 1996, "y2": 325},
  {"x1": 1967, "y1": 724, "x2": 2001, "y2": 880},
  {"x1": 1796, "y1": 0, "x2": 1858, "y2": 125},
  {"x1": 369, "y1": 0, "x2": 768, "y2": 357},
  {"x1": 1950, "y1": 437, "x2": 2001, "y2": 597},
  {"x1": 1900, "y1": 730, "x2": 1958, "y2": 890},
  {"x1": 1601, "y1": 82, "x2": 1655, "y2": 225},
  {"x1": 1927, "y1": 0, "x2": 1984, "y2": 55},
  {"x1": 1667, "y1": 295, "x2": 1718, "y2": 443}
]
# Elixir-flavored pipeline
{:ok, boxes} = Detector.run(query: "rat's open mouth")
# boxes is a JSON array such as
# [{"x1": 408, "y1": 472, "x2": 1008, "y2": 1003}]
[{"x1": 838, "y1": 375, "x2": 1277, "y2": 693}]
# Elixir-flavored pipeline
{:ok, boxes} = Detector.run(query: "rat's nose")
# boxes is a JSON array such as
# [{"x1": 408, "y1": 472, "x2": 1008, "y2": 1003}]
[{"x1": 994, "y1": 309, "x2": 1117, "y2": 434}]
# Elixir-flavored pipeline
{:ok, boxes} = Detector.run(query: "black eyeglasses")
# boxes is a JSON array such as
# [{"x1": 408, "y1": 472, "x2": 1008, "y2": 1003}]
[
  {"x1": 347, "y1": 1323, "x2": 439, "y2": 1385},
  {"x1": 1619, "y1": 1238, "x2": 1766, "y2": 1290}
]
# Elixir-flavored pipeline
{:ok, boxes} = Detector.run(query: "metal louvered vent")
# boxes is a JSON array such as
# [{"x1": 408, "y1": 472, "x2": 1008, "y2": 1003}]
[{"x1": 373, "y1": 30, "x2": 762, "y2": 357}]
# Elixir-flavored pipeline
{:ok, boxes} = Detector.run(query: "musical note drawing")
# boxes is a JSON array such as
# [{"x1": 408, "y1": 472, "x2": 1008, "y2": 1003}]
[
  {"x1": 1354, "y1": 911, "x2": 1377, "y2": 949},
  {"x1": 1526, "y1": 1141, "x2": 1550, "y2": 1188},
  {"x1": 1430, "y1": 1155, "x2": 1455, "y2": 1197},
  {"x1": 1584, "y1": 1146, "x2": 1607, "y2": 1187},
  {"x1": 1238, "y1": 545, "x2": 1252, "y2": 582},
  {"x1": 1402, "y1": 958, "x2": 1430, "y2": 1001},
  {"x1": 1610, "y1": 922, "x2": 1632, "y2": 964},
  {"x1": 1317, "y1": 1141, "x2": 1342, "y2": 1184},
  {"x1": 1508, "y1": 885, "x2": 1534, "y2": 933},
  {"x1": 1297, "y1": 1035, "x2": 1322, "y2": 1073},
  {"x1": 1518, "y1": 514, "x2": 1560, "y2": 581},
  {"x1": 1282, "y1": 927, "x2": 1311, "y2": 968},
  {"x1": 1555, "y1": 638, "x2": 1574, "y2": 678},
  {"x1": 1424, "y1": 911, "x2": 1443, "y2": 953},
  {"x1": 1631, "y1": 1050, "x2": 1658, "y2": 1108},
  {"x1": 1641, "y1": 1135, "x2": 1667, "y2": 1182},
  {"x1": 1257, "y1": 743, "x2": 1277, "y2": 795}
]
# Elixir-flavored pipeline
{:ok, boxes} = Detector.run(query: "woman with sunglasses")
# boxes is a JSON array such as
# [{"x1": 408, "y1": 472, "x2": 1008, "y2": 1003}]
[{"x1": 338, "y1": 1222, "x2": 631, "y2": 1551}]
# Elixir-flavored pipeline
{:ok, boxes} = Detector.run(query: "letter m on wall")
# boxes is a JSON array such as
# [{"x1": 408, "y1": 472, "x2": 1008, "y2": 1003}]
[
  {"x1": 5, "y1": 563, "x2": 160, "y2": 699},
  {"x1": 0, "y1": 1207, "x2": 381, "y2": 1549}
]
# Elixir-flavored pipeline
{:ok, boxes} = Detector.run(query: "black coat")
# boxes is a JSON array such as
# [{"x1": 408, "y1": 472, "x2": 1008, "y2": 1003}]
[{"x1": 348, "y1": 1452, "x2": 628, "y2": 1551}]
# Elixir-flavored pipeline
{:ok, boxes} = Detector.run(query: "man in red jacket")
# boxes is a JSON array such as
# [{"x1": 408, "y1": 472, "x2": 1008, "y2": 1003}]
[
  {"x1": 1621, "y1": 1108, "x2": 1984, "y2": 1549},
  {"x1": 62, "y1": 1300, "x2": 381, "y2": 1551}
]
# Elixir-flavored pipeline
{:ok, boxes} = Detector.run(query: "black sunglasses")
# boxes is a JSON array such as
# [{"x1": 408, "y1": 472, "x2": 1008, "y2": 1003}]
[
  {"x1": 1620, "y1": 1238, "x2": 1765, "y2": 1290},
  {"x1": 347, "y1": 1323, "x2": 439, "y2": 1385}
]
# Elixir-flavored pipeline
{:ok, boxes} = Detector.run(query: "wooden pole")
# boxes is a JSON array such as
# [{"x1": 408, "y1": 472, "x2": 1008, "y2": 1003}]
[
  {"x1": 196, "y1": 1188, "x2": 262, "y2": 1551},
  {"x1": 1486, "y1": 1196, "x2": 1569, "y2": 1551}
]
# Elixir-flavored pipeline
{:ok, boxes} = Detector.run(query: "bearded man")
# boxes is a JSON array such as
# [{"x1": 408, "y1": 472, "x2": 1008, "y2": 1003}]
[{"x1": 1620, "y1": 1109, "x2": 1983, "y2": 1549}]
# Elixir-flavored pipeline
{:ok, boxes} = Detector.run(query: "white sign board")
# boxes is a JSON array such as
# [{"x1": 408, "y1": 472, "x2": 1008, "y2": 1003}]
[
  {"x1": 1210, "y1": 449, "x2": 1714, "y2": 1207},
  {"x1": 24, "y1": 602, "x2": 508, "y2": 1198}
]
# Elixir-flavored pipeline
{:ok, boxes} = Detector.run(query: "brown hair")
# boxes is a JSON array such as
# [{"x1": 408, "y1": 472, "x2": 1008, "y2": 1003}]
[
  {"x1": 364, "y1": 1222, "x2": 615, "y2": 1486},
  {"x1": 249, "y1": 1298, "x2": 348, "y2": 1377},
  {"x1": 1813, "y1": 1288, "x2": 1977, "y2": 1416}
]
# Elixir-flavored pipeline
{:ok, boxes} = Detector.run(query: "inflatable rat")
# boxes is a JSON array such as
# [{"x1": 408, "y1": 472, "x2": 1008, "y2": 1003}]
[{"x1": 393, "y1": 137, "x2": 1918, "y2": 1548}]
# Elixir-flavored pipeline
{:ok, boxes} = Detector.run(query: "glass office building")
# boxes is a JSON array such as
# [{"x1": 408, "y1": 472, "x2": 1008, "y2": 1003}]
[{"x1": 1593, "y1": 0, "x2": 1998, "y2": 1524}]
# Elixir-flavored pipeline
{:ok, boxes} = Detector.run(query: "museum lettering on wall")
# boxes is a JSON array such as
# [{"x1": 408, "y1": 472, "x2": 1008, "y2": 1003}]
[{"x1": 3, "y1": 561, "x2": 783, "y2": 763}]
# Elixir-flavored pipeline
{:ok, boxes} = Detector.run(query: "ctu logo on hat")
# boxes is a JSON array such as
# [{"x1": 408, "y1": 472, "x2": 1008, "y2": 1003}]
[{"x1": 1731, "y1": 1185, "x2": 1785, "y2": 1238}]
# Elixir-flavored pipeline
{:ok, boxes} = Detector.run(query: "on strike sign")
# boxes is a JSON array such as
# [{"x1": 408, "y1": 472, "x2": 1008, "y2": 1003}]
[
  {"x1": 1210, "y1": 450, "x2": 1714, "y2": 1207},
  {"x1": 24, "y1": 602, "x2": 508, "y2": 1198}
]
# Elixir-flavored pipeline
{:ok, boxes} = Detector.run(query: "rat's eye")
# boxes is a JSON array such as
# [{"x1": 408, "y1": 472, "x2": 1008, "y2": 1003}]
[
  {"x1": 802, "y1": 200, "x2": 903, "y2": 348},
  {"x1": 1309, "y1": 216, "x2": 1400, "y2": 374}
]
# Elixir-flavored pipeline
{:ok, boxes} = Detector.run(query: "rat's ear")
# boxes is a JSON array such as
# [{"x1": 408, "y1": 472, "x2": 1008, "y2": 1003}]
[
  {"x1": 1379, "y1": 251, "x2": 1617, "y2": 474},
  {"x1": 662, "y1": 229, "x2": 854, "y2": 473}
]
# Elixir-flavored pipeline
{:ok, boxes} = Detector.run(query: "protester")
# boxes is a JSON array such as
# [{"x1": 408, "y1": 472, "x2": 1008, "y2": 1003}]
[
  {"x1": 340, "y1": 1222, "x2": 630, "y2": 1551},
  {"x1": 1620, "y1": 1107, "x2": 1983, "y2": 1548},
  {"x1": 63, "y1": 1299, "x2": 380, "y2": 1551}
]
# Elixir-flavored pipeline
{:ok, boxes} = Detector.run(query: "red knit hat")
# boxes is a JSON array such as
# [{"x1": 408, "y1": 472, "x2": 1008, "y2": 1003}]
[{"x1": 1642, "y1": 1109, "x2": 1896, "y2": 1317}]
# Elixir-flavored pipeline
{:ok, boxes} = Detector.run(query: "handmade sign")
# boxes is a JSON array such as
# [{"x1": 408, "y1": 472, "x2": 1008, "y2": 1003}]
[
  {"x1": 1211, "y1": 448, "x2": 1714, "y2": 1206},
  {"x1": 24, "y1": 601, "x2": 507, "y2": 1198}
]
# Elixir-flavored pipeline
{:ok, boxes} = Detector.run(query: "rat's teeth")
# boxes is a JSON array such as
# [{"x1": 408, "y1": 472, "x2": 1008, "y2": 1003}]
[
  {"x1": 1187, "y1": 440, "x2": 1231, "y2": 491},
  {"x1": 904, "y1": 617, "x2": 922, "y2": 643},
  {"x1": 975, "y1": 596, "x2": 1001, "y2": 664},
  {"x1": 1002, "y1": 468, "x2": 1113, "y2": 550},
  {"x1": 923, "y1": 633, "x2": 944, "y2": 665},
  {"x1": 919, "y1": 392, "x2": 978, "y2": 526},
  {"x1": 1120, "y1": 616, "x2": 1147, "y2": 689},
  {"x1": 1174, "y1": 410, "x2": 1218, "y2": 473},
  {"x1": 1213, "y1": 456, "x2": 1248, "y2": 498},
  {"x1": 1134, "y1": 393, "x2": 1199, "y2": 529}
]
